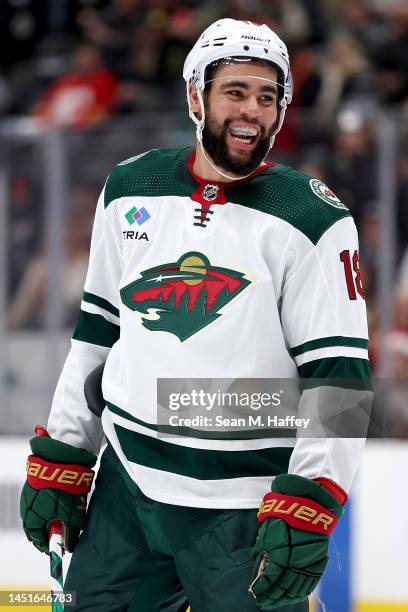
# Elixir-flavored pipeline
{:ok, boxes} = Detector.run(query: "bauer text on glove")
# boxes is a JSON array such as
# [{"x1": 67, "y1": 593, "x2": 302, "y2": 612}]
[
  {"x1": 20, "y1": 426, "x2": 97, "y2": 554},
  {"x1": 249, "y1": 474, "x2": 346, "y2": 610}
]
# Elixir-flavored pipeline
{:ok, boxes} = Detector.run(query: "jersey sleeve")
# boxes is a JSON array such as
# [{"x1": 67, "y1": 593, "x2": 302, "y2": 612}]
[
  {"x1": 280, "y1": 215, "x2": 371, "y2": 492},
  {"x1": 47, "y1": 185, "x2": 122, "y2": 453}
]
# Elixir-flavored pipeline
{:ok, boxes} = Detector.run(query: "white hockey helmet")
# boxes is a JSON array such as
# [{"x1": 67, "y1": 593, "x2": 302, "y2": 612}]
[{"x1": 183, "y1": 18, "x2": 293, "y2": 149}]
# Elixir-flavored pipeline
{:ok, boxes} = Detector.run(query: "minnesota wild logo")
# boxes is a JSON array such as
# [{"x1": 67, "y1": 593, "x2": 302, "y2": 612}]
[
  {"x1": 120, "y1": 252, "x2": 251, "y2": 341},
  {"x1": 309, "y1": 178, "x2": 347, "y2": 210}
]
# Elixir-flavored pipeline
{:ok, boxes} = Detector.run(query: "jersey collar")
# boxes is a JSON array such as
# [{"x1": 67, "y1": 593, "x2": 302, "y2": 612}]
[{"x1": 186, "y1": 150, "x2": 274, "y2": 206}]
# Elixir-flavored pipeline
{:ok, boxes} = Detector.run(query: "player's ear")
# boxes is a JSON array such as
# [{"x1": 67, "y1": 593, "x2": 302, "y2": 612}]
[{"x1": 188, "y1": 84, "x2": 202, "y2": 118}]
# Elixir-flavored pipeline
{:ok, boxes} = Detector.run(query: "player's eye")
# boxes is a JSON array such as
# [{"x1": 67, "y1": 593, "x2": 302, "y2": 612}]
[
  {"x1": 226, "y1": 90, "x2": 243, "y2": 98},
  {"x1": 259, "y1": 95, "x2": 275, "y2": 104}
]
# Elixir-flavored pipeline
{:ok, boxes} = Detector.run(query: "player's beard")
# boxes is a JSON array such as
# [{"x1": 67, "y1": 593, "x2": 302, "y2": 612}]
[{"x1": 201, "y1": 105, "x2": 274, "y2": 176}]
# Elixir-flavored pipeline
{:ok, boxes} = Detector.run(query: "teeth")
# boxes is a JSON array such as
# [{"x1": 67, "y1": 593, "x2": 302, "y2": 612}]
[
  {"x1": 232, "y1": 136, "x2": 251, "y2": 144},
  {"x1": 230, "y1": 127, "x2": 258, "y2": 137}
]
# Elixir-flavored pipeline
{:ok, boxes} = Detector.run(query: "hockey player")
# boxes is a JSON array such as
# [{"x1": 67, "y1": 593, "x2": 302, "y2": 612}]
[{"x1": 20, "y1": 18, "x2": 371, "y2": 611}]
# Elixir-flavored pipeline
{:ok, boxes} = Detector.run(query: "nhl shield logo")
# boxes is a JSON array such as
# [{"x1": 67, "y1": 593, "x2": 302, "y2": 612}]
[{"x1": 203, "y1": 184, "x2": 219, "y2": 201}]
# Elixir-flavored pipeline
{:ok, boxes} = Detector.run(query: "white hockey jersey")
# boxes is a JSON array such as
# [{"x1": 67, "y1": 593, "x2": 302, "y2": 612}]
[{"x1": 48, "y1": 147, "x2": 371, "y2": 508}]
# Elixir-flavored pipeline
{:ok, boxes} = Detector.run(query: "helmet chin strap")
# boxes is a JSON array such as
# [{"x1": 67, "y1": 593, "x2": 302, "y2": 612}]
[{"x1": 192, "y1": 86, "x2": 287, "y2": 182}]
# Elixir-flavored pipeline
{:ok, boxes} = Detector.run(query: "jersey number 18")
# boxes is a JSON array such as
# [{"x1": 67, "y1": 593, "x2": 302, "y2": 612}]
[{"x1": 340, "y1": 250, "x2": 365, "y2": 300}]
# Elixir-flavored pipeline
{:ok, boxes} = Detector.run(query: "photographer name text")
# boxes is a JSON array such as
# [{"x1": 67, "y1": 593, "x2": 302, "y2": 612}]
[{"x1": 167, "y1": 415, "x2": 310, "y2": 428}]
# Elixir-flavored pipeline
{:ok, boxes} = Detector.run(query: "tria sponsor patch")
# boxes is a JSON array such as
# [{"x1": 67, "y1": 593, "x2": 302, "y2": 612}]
[
  {"x1": 122, "y1": 231, "x2": 149, "y2": 241},
  {"x1": 125, "y1": 205, "x2": 151, "y2": 226}
]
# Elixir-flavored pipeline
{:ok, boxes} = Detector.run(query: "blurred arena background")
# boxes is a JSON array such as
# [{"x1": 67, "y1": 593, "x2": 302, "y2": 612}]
[{"x1": 0, "y1": 0, "x2": 407, "y2": 610}]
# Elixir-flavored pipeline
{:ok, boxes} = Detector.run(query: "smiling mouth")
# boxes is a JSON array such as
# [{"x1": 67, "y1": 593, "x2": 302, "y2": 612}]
[{"x1": 228, "y1": 126, "x2": 260, "y2": 147}]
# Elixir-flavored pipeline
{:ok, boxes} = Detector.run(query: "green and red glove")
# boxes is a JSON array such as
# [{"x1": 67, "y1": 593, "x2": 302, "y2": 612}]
[
  {"x1": 20, "y1": 426, "x2": 97, "y2": 554},
  {"x1": 249, "y1": 474, "x2": 347, "y2": 609}
]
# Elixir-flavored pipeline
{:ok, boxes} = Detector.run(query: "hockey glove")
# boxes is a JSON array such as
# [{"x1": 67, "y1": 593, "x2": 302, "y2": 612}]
[
  {"x1": 249, "y1": 474, "x2": 346, "y2": 610},
  {"x1": 20, "y1": 426, "x2": 97, "y2": 554}
]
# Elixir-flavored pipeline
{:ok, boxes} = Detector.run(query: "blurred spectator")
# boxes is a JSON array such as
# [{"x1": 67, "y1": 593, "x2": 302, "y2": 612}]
[
  {"x1": 340, "y1": 0, "x2": 393, "y2": 61},
  {"x1": 155, "y1": 4, "x2": 203, "y2": 86},
  {"x1": 358, "y1": 209, "x2": 380, "y2": 366},
  {"x1": 374, "y1": 2, "x2": 408, "y2": 105},
  {"x1": 7, "y1": 142, "x2": 44, "y2": 299},
  {"x1": 128, "y1": 3, "x2": 190, "y2": 87},
  {"x1": 8, "y1": 184, "x2": 97, "y2": 330},
  {"x1": 325, "y1": 108, "x2": 376, "y2": 226},
  {"x1": 399, "y1": 249, "x2": 408, "y2": 292},
  {"x1": 0, "y1": 0, "x2": 405, "y2": 118},
  {"x1": 291, "y1": 47, "x2": 321, "y2": 109},
  {"x1": 221, "y1": 0, "x2": 312, "y2": 46},
  {"x1": 0, "y1": 72, "x2": 12, "y2": 115},
  {"x1": 32, "y1": 43, "x2": 118, "y2": 128},
  {"x1": 0, "y1": 1, "x2": 41, "y2": 71},
  {"x1": 393, "y1": 289, "x2": 408, "y2": 333},
  {"x1": 314, "y1": 32, "x2": 373, "y2": 120},
  {"x1": 359, "y1": 210, "x2": 380, "y2": 296},
  {"x1": 396, "y1": 148, "x2": 408, "y2": 254},
  {"x1": 297, "y1": 158, "x2": 325, "y2": 181},
  {"x1": 77, "y1": 0, "x2": 143, "y2": 77},
  {"x1": 0, "y1": 1, "x2": 108, "y2": 72}
]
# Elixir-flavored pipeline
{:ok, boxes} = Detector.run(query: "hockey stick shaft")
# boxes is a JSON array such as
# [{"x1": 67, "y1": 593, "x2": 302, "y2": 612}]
[{"x1": 49, "y1": 520, "x2": 64, "y2": 612}]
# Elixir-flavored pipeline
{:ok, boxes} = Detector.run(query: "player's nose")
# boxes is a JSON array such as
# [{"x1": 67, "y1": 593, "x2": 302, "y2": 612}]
[{"x1": 239, "y1": 95, "x2": 262, "y2": 120}]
